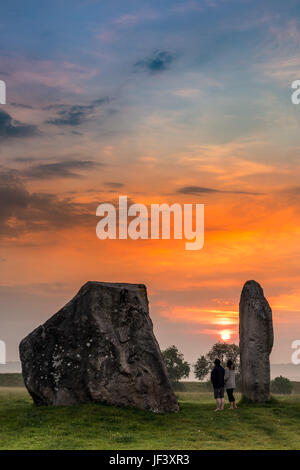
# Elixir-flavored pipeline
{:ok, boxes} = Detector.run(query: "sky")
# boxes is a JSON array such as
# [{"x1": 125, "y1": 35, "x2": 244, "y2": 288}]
[{"x1": 1, "y1": 0, "x2": 300, "y2": 366}]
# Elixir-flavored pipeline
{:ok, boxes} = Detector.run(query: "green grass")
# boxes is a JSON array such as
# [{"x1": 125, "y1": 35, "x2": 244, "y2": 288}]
[{"x1": 0, "y1": 388, "x2": 300, "y2": 450}]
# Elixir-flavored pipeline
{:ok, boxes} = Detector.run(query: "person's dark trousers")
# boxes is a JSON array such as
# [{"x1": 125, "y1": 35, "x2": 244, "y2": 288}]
[{"x1": 226, "y1": 388, "x2": 235, "y2": 402}]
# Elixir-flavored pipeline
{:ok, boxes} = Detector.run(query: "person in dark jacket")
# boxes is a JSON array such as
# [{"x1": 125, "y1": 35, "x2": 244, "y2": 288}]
[{"x1": 211, "y1": 358, "x2": 225, "y2": 411}]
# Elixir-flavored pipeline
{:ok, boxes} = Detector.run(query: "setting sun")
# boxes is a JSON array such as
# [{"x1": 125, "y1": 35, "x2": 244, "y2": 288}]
[{"x1": 220, "y1": 330, "x2": 232, "y2": 342}]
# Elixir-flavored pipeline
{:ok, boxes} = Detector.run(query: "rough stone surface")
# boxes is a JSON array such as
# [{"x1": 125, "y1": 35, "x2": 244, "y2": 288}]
[
  {"x1": 19, "y1": 281, "x2": 179, "y2": 412},
  {"x1": 239, "y1": 280, "x2": 274, "y2": 403}
]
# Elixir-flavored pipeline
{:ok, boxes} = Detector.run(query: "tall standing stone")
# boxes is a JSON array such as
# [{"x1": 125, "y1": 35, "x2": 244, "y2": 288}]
[
  {"x1": 19, "y1": 281, "x2": 179, "y2": 413},
  {"x1": 239, "y1": 280, "x2": 274, "y2": 402}
]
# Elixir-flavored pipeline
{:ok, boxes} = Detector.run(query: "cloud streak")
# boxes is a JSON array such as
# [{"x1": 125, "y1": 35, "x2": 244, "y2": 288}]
[
  {"x1": 177, "y1": 186, "x2": 263, "y2": 195},
  {"x1": 23, "y1": 160, "x2": 100, "y2": 179},
  {"x1": 104, "y1": 182, "x2": 124, "y2": 189}
]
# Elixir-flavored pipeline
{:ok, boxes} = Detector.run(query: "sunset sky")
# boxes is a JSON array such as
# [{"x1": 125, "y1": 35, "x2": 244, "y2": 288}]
[{"x1": 1, "y1": 0, "x2": 300, "y2": 366}]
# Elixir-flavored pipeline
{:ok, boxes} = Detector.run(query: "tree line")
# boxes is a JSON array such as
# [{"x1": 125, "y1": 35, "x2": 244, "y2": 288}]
[
  {"x1": 162, "y1": 342, "x2": 293, "y2": 394},
  {"x1": 162, "y1": 342, "x2": 239, "y2": 383}
]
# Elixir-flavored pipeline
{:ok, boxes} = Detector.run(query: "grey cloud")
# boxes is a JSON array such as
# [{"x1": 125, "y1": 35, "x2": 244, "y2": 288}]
[
  {"x1": 0, "y1": 172, "x2": 95, "y2": 239},
  {"x1": 134, "y1": 50, "x2": 176, "y2": 73},
  {"x1": 0, "y1": 110, "x2": 38, "y2": 139}
]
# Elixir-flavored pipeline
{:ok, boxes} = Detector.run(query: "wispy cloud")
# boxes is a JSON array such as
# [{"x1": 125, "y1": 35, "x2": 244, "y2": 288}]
[
  {"x1": 97, "y1": 10, "x2": 158, "y2": 43},
  {"x1": 113, "y1": 11, "x2": 158, "y2": 26},
  {"x1": 45, "y1": 98, "x2": 110, "y2": 127},
  {"x1": 173, "y1": 88, "x2": 201, "y2": 98},
  {"x1": 0, "y1": 55, "x2": 99, "y2": 96},
  {"x1": 259, "y1": 19, "x2": 300, "y2": 83},
  {"x1": 171, "y1": 1, "x2": 203, "y2": 13},
  {"x1": 114, "y1": 14, "x2": 139, "y2": 26}
]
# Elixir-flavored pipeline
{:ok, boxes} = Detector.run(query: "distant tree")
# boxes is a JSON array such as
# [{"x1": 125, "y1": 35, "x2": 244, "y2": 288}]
[
  {"x1": 162, "y1": 345, "x2": 190, "y2": 384},
  {"x1": 271, "y1": 376, "x2": 293, "y2": 395},
  {"x1": 194, "y1": 355, "x2": 210, "y2": 381},
  {"x1": 206, "y1": 342, "x2": 240, "y2": 373}
]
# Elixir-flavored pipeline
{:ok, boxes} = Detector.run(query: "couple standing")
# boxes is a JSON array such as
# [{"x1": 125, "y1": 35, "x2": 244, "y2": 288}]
[{"x1": 211, "y1": 359, "x2": 237, "y2": 411}]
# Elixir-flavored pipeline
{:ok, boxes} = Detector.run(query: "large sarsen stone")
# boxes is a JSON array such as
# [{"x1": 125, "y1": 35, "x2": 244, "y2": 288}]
[
  {"x1": 239, "y1": 280, "x2": 274, "y2": 403},
  {"x1": 19, "y1": 281, "x2": 179, "y2": 412}
]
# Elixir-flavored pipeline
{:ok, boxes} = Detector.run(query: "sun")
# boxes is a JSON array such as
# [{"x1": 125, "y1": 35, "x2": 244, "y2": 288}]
[{"x1": 220, "y1": 330, "x2": 231, "y2": 341}]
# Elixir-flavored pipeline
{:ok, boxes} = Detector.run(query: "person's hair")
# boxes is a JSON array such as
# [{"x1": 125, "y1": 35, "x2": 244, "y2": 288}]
[
  {"x1": 214, "y1": 358, "x2": 221, "y2": 366},
  {"x1": 227, "y1": 359, "x2": 234, "y2": 370}
]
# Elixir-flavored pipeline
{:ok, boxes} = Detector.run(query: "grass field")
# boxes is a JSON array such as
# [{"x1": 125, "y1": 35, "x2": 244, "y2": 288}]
[{"x1": 0, "y1": 388, "x2": 300, "y2": 450}]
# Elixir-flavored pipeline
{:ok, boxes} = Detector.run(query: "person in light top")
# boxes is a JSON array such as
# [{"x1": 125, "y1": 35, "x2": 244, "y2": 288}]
[{"x1": 224, "y1": 360, "x2": 237, "y2": 409}]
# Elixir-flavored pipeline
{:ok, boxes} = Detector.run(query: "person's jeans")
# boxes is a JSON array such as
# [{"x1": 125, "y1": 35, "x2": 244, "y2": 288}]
[{"x1": 226, "y1": 388, "x2": 235, "y2": 402}]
